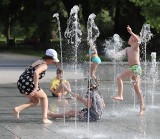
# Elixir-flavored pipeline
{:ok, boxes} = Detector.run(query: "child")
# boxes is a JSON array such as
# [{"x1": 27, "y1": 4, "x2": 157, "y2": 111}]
[
  {"x1": 14, "y1": 49, "x2": 59, "y2": 124},
  {"x1": 49, "y1": 68, "x2": 71, "y2": 97},
  {"x1": 112, "y1": 25, "x2": 145, "y2": 116},
  {"x1": 86, "y1": 41, "x2": 101, "y2": 81},
  {"x1": 48, "y1": 78, "x2": 105, "y2": 122}
]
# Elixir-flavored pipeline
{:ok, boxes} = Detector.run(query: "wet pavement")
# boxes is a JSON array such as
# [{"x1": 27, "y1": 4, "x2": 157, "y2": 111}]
[{"x1": 0, "y1": 53, "x2": 160, "y2": 139}]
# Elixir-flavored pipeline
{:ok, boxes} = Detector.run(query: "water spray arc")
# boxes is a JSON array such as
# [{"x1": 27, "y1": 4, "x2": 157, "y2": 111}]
[
  {"x1": 86, "y1": 13, "x2": 100, "y2": 135},
  {"x1": 53, "y1": 13, "x2": 63, "y2": 68},
  {"x1": 140, "y1": 24, "x2": 153, "y2": 102},
  {"x1": 64, "y1": 5, "x2": 82, "y2": 72},
  {"x1": 64, "y1": 5, "x2": 82, "y2": 131}
]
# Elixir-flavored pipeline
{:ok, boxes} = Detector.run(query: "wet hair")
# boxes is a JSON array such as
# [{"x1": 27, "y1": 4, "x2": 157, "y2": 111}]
[
  {"x1": 87, "y1": 78, "x2": 99, "y2": 91},
  {"x1": 42, "y1": 55, "x2": 54, "y2": 60},
  {"x1": 56, "y1": 68, "x2": 63, "y2": 74},
  {"x1": 85, "y1": 77, "x2": 101, "y2": 98}
]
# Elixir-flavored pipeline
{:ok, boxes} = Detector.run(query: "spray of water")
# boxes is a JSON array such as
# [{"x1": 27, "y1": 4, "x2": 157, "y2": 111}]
[
  {"x1": 104, "y1": 34, "x2": 125, "y2": 62},
  {"x1": 139, "y1": 23, "x2": 153, "y2": 138},
  {"x1": 150, "y1": 52, "x2": 158, "y2": 106},
  {"x1": 87, "y1": 13, "x2": 100, "y2": 135},
  {"x1": 87, "y1": 13, "x2": 100, "y2": 43},
  {"x1": 64, "y1": 5, "x2": 82, "y2": 133},
  {"x1": 64, "y1": 5, "x2": 82, "y2": 46},
  {"x1": 53, "y1": 13, "x2": 68, "y2": 124},
  {"x1": 103, "y1": 34, "x2": 124, "y2": 110},
  {"x1": 140, "y1": 24, "x2": 153, "y2": 44},
  {"x1": 53, "y1": 13, "x2": 63, "y2": 68},
  {"x1": 139, "y1": 24, "x2": 153, "y2": 102},
  {"x1": 64, "y1": 5, "x2": 82, "y2": 72}
]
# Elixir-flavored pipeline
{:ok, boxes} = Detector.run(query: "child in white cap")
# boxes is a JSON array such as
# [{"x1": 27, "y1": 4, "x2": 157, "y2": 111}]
[{"x1": 14, "y1": 48, "x2": 59, "y2": 124}]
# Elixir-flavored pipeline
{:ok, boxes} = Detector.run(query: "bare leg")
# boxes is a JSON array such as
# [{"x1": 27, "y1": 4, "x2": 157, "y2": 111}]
[
  {"x1": 112, "y1": 75, "x2": 124, "y2": 100},
  {"x1": 131, "y1": 76, "x2": 145, "y2": 116},
  {"x1": 14, "y1": 96, "x2": 39, "y2": 120},
  {"x1": 91, "y1": 62, "x2": 98, "y2": 80},
  {"x1": 112, "y1": 69, "x2": 133, "y2": 101},
  {"x1": 48, "y1": 110, "x2": 77, "y2": 119},
  {"x1": 60, "y1": 82, "x2": 72, "y2": 96},
  {"x1": 55, "y1": 81, "x2": 71, "y2": 96},
  {"x1": 34, "y1": 89, "x2": 53, "y2": 124},
  {"x1": 63, "y1": 82, "x2": 71, "y2": 94}
]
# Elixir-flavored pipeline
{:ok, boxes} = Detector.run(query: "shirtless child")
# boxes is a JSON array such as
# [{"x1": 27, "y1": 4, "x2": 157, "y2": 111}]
[{"x1": 112, "y1": 25, "x2": 145, "y2": 116}]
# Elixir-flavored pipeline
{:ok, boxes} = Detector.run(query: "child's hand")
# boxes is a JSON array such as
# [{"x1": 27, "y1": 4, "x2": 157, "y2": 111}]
[
  {"x1": 127, "y1": 25, "x2": 132, "y2": 33},
  {"x1": 57, "y1": 93, "x2": 62, "y2": 98}
]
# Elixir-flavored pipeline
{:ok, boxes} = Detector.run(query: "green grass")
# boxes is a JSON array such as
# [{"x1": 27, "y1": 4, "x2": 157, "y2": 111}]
[{"x1": 0, "y1": 37, "x2": 6, "y2": 42}]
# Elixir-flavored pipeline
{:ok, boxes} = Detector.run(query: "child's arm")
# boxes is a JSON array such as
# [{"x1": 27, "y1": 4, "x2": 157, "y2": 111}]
[
  {"x1": 127, "y1": 25, "x2": 139, "y2": 42},
  {"x1": 70, "y1": 92, "x2": 85, "y2": 102},
  {"x1": 86, "y1": 98, "x2": 92, "y2": 108},
  {"x1": 70, "y1": 92, "x2": 92, "y2": 108},
  {"x1": 49, "y1": 83, "x2": 57, "y2": 96},
  {"x1": 77, "y1": 96, "x2": 92, "y2": 108}
]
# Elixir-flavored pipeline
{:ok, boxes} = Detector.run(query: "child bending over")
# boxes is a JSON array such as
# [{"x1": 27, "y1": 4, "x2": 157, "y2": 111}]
[{"x1": 48, "y1": 78, "x2": 105, "y2": 122}]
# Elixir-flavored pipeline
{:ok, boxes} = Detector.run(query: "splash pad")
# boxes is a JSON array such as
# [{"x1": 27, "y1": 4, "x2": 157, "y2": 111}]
[{"x1": 48, "y1": 5, "x2": 160, "y2": 139}]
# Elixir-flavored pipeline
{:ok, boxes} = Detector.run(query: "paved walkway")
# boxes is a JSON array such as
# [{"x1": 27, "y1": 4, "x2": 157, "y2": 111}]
[
  {"x1": 0, "y1": 53, "x2": 160, "y2": 139},
  {"x1": 0, "y1": 52, "x2": 84, "y2": 84}
]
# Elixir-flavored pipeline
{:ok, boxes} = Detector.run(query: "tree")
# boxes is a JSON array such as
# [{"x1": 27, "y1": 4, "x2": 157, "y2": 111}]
[
  {"x1": 0, "y1": 0, "x2": 68, "y2": 50},
  {"x1": 0, "y1": 0, "x2": 23, "y2": 41},
  {"x1": 130, "y1": 0, "x2": 160, "y2": 32}
]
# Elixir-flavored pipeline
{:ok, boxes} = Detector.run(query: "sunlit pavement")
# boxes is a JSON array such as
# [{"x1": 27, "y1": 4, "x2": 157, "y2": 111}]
[{"x1": 0, "y1": 53, "x2": 160, "y2": 139}]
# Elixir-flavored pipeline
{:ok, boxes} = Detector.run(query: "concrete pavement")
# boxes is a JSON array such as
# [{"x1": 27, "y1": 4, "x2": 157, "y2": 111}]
[{"x1": 0, "y1": 52, "x2": 84, "y2": 84}]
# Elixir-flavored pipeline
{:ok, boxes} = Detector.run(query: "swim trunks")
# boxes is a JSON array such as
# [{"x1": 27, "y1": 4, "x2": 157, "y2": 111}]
[
  {"x1": 129, "y1": 64, "x2": 142, "y2": 76},
  {"x1": 92, "y1": 56, "x2": 101, "y2": 64}
]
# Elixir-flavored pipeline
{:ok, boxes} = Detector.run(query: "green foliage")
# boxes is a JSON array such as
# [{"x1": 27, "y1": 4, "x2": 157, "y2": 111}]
[
  {"x1": 12, "y1": 24, "x2": 25, "y2": 38},
  {"x1": 0, "y1": 36, "x2": 6, "y2": 42},
  {"x1": 26, "y1": 26, "x2": 38, "y2": 39},
  {"x1": 0, "y1": 0, "x2": 160, "y2": 56},
  {"x1": 96, "y1": 9, "x2": 114, "y2": 38},
  {"x1": 130, "y1": 0, "x2": 160, "y2": 32}
]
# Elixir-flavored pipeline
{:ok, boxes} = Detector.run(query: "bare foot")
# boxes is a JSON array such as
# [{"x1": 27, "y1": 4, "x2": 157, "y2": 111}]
[
  {"x1": 47, "y1": 110, "x2": 55, "y2": 119},
  {"x1": 112, "y1": 96, "x2": 123, "y2": 101},
  {"x1": 42, "y1": 119, "x2": 53, "y2": 124},
  {"x1": 138, "y1": 107, "x2": 145, "y2": 116},
  {"x1": 13, "y1": 107, "x2": 21, "y2": 120}
]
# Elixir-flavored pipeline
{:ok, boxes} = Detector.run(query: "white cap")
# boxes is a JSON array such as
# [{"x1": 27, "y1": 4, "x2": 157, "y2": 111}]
[{"x1": 45, "y1": 49, "x2": 59, "y2": 62}]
